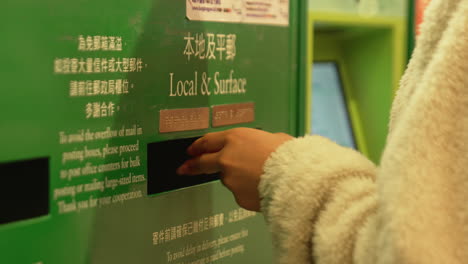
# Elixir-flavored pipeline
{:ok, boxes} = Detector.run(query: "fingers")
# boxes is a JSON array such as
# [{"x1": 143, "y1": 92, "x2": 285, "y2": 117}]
[
  {"x1": 187, "y1": 131, "x2": 227, "y2": 156},
  {"x1": 177, "y1": 152, "x2": 222, "y2": 175},
  {"x1": 179, "y1": 131, "x2": 229, "y2": 175}
]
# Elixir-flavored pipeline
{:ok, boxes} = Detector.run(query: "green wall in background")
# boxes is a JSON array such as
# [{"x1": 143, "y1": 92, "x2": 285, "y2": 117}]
[
  {"x1": 307, "y1": 11, "x2": 407, "y2": 163},
  {"x1": 308, "y1": 0, "x2": 408, "y2": 17}
]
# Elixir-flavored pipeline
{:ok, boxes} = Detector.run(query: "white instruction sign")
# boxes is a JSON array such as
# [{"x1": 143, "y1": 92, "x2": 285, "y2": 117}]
[{"x1": 186, "y1": 0, "x2": 289, "y2": 26}]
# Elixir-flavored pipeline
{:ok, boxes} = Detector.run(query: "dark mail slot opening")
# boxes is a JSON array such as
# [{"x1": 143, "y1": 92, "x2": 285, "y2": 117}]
[
  {"x1": 147, "y1": 137, "x2": 219, "y2": 195},
  {"x1": 0, "y1": 157, "x2": 49, "y2": 225}
]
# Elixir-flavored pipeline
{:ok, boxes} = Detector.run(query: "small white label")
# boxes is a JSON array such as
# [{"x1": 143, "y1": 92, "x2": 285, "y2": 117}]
[{"x1": 186, "y1": 0, "x2": 289, "y2": 26}]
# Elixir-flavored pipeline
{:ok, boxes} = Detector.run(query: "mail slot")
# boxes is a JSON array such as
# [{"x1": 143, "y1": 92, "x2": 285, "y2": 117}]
[
  {"x1": 147, "y1": 137, "x2": 219, "y2": 195},
  {"x1": 0, "y1": 157, "x2": 49, "y2": 225}
]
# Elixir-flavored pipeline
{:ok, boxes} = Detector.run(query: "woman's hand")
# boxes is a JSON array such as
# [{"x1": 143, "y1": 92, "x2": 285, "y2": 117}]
[{"x1": 177, "y1": 128, "x2": 293, "y2": 211}]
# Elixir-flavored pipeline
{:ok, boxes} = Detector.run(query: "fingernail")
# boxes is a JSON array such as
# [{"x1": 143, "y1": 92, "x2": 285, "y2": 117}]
[
  {"x1": 176, "y1": 165, "x2": 186, "y2": 175},
  {"x1": 186, "y1": 145, "x2": 193, "y2": 155}
]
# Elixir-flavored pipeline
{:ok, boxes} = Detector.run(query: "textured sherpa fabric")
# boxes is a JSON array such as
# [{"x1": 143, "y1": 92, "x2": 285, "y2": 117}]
[{"x1": 258, "y1": 0, "x2": 468, "y2": 263}]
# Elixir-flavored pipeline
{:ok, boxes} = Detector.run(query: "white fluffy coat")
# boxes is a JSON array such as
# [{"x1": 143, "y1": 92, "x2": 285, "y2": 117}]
[{"x1": 259, "y1": 0, "x2": 468, "y2": 263}]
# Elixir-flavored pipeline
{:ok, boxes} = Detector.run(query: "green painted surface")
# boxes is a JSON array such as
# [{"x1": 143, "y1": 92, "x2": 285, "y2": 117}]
[
  {"x1": 308, "y1": 0, "x2": 408, "y2": 17},
  {"x1": 407, "y1": 0, "x2": 416, "y2": 58},
  {"x1": 307, "y1": 11, "x2": 407, "y2": 163},
  {"x1": 0, "y1": 1, "x2": 307, "y2": 263},
  {"x1": 295, "y1": 0, "x2": 311, "y2": 136}
]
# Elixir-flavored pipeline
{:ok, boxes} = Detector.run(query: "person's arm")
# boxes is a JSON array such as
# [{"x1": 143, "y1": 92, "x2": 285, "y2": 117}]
[
  {"x1": 259, "y1": 1, "x2": 468, "y2": 263},
  {"x1": 177, "y1": 128, "x2": 378, "y2": 263},
  {"x1": 259, "y1": 135, "x2": 377, "y2": 264},
  {"x1": 178, "y1": 2, "x2": 468, "y2": 263}
]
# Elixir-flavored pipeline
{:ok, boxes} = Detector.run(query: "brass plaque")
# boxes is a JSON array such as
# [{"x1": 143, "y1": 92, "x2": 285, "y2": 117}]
[
  {"x1": 159, "y1": 107, "x2": 209, "y2": 133},
  {"x1": 212, "y1": 102, "x2": 255, "y2": 127}
]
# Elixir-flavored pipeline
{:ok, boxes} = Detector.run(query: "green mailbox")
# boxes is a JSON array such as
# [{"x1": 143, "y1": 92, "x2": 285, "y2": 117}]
[{"x1": 0, "y1": 1, "x2": 307, "y2": 263}]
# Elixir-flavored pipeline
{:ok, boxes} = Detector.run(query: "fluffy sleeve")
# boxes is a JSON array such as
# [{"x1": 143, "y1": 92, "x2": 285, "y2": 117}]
[
  {"x1": 259, "y1": 136, "x2": 377, "y2": 264},
  {"x1": 259, "y1": 0, "x2": 468, "y2": 263}
]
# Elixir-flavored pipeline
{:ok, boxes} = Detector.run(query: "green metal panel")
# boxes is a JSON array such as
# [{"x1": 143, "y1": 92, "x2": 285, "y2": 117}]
[
  {"x1": 308, "y1": 0, "x2": 408, "y2": 17},
  {"x1": 307, "y1": 11, "x2": 407, "y2": 163},
  {"x1": 0, "y1": 1, "x2": 307, "y2": 263},
  {"x1": 407, "y1": 0, "x2": 416, "y2": 58},
  {"x1": 295, "y1": 0, "x2": 311, "y2": 137}
]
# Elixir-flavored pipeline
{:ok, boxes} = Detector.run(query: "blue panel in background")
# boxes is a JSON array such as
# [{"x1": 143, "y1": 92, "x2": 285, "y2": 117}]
[{"x1": 311, "y1": 62, "x2": 356, "y2": 149}]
